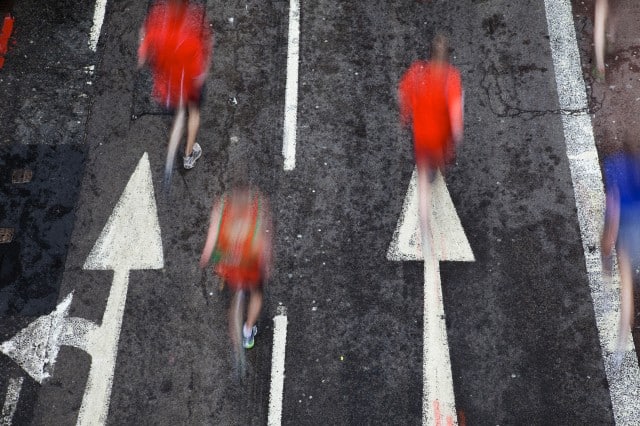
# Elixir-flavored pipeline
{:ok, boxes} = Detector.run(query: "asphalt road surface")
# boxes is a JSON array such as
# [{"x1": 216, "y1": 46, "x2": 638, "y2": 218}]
[{"x1": 1, "y1": 0, "x2": 639, "y2": 424}]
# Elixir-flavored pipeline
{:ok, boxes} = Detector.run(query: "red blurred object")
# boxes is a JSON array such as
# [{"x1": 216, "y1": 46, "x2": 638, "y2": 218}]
[
  {"x1": 0, "y1": 14, "x2": 15, "y2": 69},
  {"x1": 138, "y1": 1, "x2": 212, "y2": 108},
  {"x1": 213, "y1": 190, "x2": 272, "y2": 291},
  {"x1": 398, "y1": 60, "x2": 462, "y2": 169}
]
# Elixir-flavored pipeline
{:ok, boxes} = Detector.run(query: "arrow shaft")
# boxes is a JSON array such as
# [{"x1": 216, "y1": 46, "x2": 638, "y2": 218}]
[
  {"x1": 422, "y1": 244, "x2": 457, "y2": 426},
  {"x1": 77, "y1": 268, "x2": 130, "y2": 426}
]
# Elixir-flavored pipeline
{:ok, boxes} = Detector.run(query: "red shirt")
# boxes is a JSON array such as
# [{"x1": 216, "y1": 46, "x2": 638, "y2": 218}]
[
  {"x1": 139, "y1": 2, "x2": 212, "y2": 108},
  {"x1": 399, "y1": 60, "x2": 463, "y2": 168},
  {"x1": 213, "y1": 193, "x2": 268, "y2": 289}
]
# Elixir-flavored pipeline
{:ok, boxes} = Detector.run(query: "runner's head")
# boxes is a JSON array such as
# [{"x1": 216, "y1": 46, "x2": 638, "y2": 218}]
[
  {"x1": 431, "y1": 34, "x2": 449, "y2": 63},
  {"x1": 621, "y1": 129, "x2": 640, "y2": 156}
]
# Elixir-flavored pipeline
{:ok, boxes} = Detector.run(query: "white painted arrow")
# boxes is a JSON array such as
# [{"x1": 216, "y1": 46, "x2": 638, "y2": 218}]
[
  {"x1": 1, "y1": 153, "x2": 163, "y2": 426},
  {"x1": 388, "y1": 168, "x2": 474, "y2": 426}
]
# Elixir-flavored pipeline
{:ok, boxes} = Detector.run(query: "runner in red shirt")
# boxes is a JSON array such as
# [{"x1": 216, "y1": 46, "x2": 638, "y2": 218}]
[
  {"x1": 199, "y1": 188, "x2": 273, "y2": 350},
  {"x1": 138, "y1": 0, "x2": 213, "y2": 170},
  {"x1": 398, "y1": 35, "x2": 464, "y2": 252}
]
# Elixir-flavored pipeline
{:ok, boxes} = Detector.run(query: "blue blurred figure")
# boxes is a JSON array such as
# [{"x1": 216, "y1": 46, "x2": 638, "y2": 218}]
[{"x1": 601, "y1": 139, "x2": 640, "y2": 366}]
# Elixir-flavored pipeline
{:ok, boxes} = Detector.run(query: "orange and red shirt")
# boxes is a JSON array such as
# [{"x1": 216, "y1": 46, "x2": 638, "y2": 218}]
[
  {"x1": 399, "y1": 60, "x2": 462, "y2": 168},
  {"x1": 213, "y1": 193, "x2": 268, "y2": 289}
]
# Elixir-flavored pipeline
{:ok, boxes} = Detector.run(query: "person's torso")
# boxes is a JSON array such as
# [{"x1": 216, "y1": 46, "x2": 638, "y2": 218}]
[{"x1": 406, "y1": 62, "x2": 453, "y2": 141}]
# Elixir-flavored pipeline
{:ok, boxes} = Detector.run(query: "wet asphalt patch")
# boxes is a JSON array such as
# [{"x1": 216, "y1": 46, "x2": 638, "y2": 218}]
[{"x1": 0, "y1": 143, "x2": 84, "y2": 316}]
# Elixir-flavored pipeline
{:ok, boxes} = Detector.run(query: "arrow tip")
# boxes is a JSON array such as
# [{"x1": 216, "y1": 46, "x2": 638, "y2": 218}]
[
  {"x1": 388, "y1": 169, "x2": 474, "y2": 262},
  {"x1": 1, "y1": 293, "x2": 74, "y2": 383},
  {"x1": 84, "y1": 153, "x2": 164, "y2": 271}
]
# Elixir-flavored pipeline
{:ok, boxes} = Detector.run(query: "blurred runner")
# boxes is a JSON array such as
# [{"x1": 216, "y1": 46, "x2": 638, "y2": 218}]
[
  {"x1": 601, "y1": 138, "x2": 640, "y2": 366},
  {"x1": 138, "y1": 0, "x2": 213, "y2": 176},
  {"x1": 398, "y1": 34, "x2": 464, "y2": 252},
  {"x1": 199, "y1": 187, "x2": 273, "y2": 352}
]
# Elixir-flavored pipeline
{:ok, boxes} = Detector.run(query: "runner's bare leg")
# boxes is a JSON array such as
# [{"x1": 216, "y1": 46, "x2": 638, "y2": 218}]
[
  {"x1": 229, "y1": 290, "x2": 243, "y2": 349},
  {"x1": 246, "y1": 289, "x2": 263, "y2": 330},
  {"x1": 417, "y1": 163, "x2": 434, "y2": 257},
  {"x1": 616, "y1": 250, "x2": 634, "y2": 352},
  {"x1": 164, "y1": 106, "x2": 185, "y2": 188},
  {"x1": 185, "y1": 102, "x2": 200, "y2": 157},
  {"x1": 594, "y1": 0, "x2": 608, "y2": 77}
]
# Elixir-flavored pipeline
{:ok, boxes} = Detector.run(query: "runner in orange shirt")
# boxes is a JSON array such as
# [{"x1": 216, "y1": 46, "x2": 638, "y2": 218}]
[
  {"x1": 398, "y1": 34, "x2": 464, "y2": 252},
  {"x1": 199, "y1": 187, "x2": 273, "y2": 351}
]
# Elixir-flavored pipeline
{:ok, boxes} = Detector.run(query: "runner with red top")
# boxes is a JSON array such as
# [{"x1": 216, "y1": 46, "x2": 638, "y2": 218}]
[
  {"x1": 398, "y1": 34, "x2": 464, "y2": 253},
  {"x1": 199, "y1": 187, "x2": 273, "y2": 373},
  {"x1": 138, "y1": 0, "x2": 213, "y2": 181}
]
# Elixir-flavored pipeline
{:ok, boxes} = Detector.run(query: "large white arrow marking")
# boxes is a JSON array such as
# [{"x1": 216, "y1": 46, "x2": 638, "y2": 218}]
[
  {"x1": 1, "y1": 153, "x2": 163, "y2": 425},
  {"x1": 388, "y1": 168, "x2": 474, "y2": 426}
]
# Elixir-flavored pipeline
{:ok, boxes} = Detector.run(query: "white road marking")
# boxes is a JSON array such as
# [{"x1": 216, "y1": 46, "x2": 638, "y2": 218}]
[
  {"x1": 388, "y1": 169, "x2": 474, "y2": 262},
  {"x1": 268, "y1": 306, "x2": 288, "y2": 426},
  {"x1": 282, "y1": 0, "x2": 300, "y2": 171},
  {"x1": 1, "y1": 377, "x2": 24, "y2": 425},
  {"x1": 388, "y1": 169, "x2": 474, "y2": 425},
  {"x1": 0, "y1": 153, "x2": 163, "y2": 426},
  {"x1": 79, "y1": 153, "x2": 163, "y2": 425},
  {"x1": 1, "y1": 293, "x2": 75, "y2": 383},
  {"x1": 89, "y1": 0, "x2": 107, "y2": 52},
  {"x1": 544, "y1": 1, "x2": 640, "y2": 423}
]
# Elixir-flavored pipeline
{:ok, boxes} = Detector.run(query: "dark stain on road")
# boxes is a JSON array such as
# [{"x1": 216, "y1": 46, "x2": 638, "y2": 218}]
[{"x1": 0, "y1": 143, "x2": 84, "y2": 316}]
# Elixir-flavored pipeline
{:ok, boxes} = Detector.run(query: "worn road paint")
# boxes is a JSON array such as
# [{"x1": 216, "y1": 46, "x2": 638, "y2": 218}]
[
  {"x1": 0, "y1": 153, "x2": 163, "y2": 426},
  {"x1": 282, "y1": 0, "x2": 300, "y2": 171},
  {"x1": 544, "y1": 1, "x2": 640, "y2": 424},
  {"x1": 1, "y1": 376, "x2": 23, "y2": 425},
  {"x1": 79, "y1": 152, "x2": 163, "y2": 425},
  {"x1": 89, "y1": 0, "x2": 107, "y2": 51},
  {"x1": 268, "y1": 306, "x2": 288, "y2": 426},
  {"x1": 388, "y1": 169, "x2": 474, "y2": 425},
  {"x1": 0, "y1": 293, "x2": 75, "y2": 383}
]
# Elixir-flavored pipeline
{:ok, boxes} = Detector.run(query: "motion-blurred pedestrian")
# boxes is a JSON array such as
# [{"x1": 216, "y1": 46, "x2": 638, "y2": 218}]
[
  {"x1": 601, "y1": 138, "x2": 640, "y2": 366},
  {"x1": 199, "y1": 187, "x2": 273, "y2": 350},
  {"x1": 138, "y1": 0, "x2": 213, "y2": 172},
  {"x1": 398, "y1": 34, "x2": 464, "y2": 251}
]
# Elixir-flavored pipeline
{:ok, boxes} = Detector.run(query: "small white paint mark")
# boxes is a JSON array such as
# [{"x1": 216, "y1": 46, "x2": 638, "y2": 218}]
[
  {"x1": 268, "y1": 306, "x2": 288, "y2": 426},
  {"x1": 1, "y1": 377, "x2": 24, "y2": 425},
  {"x1": 89, "y1": 0, "x2": 108, "y2": 52},
  {"x1": 282, "y1": 0, "x2": 300, "y2": 171}
]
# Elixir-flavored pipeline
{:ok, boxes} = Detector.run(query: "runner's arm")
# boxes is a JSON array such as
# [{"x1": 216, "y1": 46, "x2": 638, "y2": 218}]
[
  {"x1": 199, "y1": 200, "x2": 222, "y2": 268},
  {"x1": 448, "y1": 71, "x2": 464, "y2": 146},
  {"x1": 601, "y1": 187, "x2": 620, "y2": 256}
]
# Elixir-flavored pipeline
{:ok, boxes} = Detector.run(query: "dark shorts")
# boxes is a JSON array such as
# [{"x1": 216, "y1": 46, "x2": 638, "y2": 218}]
[
  {"x1": 163, "y1": 82, "x2": 206, "y2": 114},
  {"x1": 226, "y1": 278, "x2": 264, "y2": 293}
]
